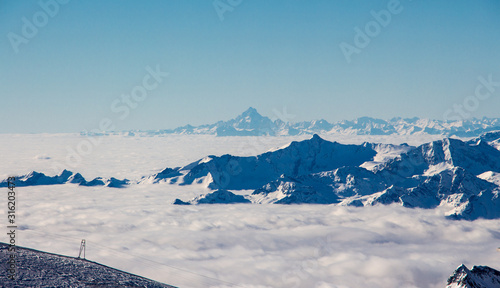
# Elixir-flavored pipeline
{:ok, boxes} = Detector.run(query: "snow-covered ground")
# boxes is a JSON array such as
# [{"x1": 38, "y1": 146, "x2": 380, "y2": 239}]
[{"x1": 2, "y1": 133, "x2": 499, "y2": 288}]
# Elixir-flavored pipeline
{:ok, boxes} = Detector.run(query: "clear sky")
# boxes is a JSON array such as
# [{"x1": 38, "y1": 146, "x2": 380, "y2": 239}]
[{"x1": 1, "y1": 0, "x2": 500, "y2": 133}]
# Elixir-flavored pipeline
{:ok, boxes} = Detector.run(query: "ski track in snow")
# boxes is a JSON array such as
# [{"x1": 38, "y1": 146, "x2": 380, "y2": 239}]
[{"x1": 1, "y1": 133, "x2": 499, "y2": 288}]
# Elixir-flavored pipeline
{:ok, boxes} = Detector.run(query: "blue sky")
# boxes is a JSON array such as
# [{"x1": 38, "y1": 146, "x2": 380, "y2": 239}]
[{"x1": 1, "y1": 0, "x2": 500, "y2": 133}]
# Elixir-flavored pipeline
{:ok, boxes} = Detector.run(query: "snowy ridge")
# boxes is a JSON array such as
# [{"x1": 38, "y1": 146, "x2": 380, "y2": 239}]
[
  {"x1": 147, "y1": 134, "x2": 378, "y2": 190},
  {"x1": 376, "y1": 138, "x2": 500, "y2": 177},
  {"x1": 174, "y1": 189, "x2": 251, "y2": 205},
  {"x1": 446, "y1": 264, "x2": 500, "y2": 288},
  {"x1": 82, "y1": 107, "x2": 500, "y2": 137},
  {"x1": 0, "y1": 169, "x2": 129, "y2": 188}
]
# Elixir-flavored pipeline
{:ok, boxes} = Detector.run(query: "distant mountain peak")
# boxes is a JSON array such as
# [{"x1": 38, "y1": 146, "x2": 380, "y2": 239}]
[
  {"x1": 235, "y1": 107, "x2": 266, "y2": 121},
  {"x1": 242, "y1": 107, "x2": 259, "y2": 115},
  {"x1": 213, "y1": 107, "x2": 277, "y2": 136}
]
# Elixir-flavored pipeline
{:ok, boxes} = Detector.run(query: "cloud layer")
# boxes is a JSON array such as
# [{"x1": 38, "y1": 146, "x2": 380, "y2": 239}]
[
  {"x1": 14, "y1": 184, "x2": 500, "y2": 288},
  {"x1": 4, "y1": 134, "x2": 499, "y2": 287}
]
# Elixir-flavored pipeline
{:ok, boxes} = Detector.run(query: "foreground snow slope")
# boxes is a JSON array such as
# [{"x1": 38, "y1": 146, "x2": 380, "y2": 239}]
[{"x1": 0, "y1": 242, "x2": 175, "y2": 287}]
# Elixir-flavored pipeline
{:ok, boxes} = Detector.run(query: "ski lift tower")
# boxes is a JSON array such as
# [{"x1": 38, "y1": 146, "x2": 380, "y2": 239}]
[{"x1": 78, "y1": 239, "x2": 86, "y2": 259}]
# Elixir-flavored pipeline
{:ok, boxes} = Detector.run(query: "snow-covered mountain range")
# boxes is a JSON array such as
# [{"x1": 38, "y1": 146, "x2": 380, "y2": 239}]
[
  {"x1": 6, "y1": 130, "x2": 500, "y2": 220},
  {"x1": 166, "y1": 133, "x2": 500, "y2": 220},
  {"x1": 83, "y1": 107, "x2": 500, "y2": 137},
  {"x1": 0, "y1": 170, "x2": 129, "y2": 188}
]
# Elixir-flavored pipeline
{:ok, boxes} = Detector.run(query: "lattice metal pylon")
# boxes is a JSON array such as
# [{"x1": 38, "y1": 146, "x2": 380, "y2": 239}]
[{"x1": 78, "y1": 239, "x2": 86, "y2": 259}]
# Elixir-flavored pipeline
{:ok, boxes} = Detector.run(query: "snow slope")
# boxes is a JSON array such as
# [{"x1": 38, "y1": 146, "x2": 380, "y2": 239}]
[
  {"x1": 0, "y1": 242, "x2": 175, "y2": 287},
  {"x1": 446, "y1": 264, "x2": 500, "y2": 288},
  {"x1": 151, "y1": 134, "x2": 377, "y2": 190},
  {"x1": 377, "y1": 138, "x2": 500, "y2": 177}
]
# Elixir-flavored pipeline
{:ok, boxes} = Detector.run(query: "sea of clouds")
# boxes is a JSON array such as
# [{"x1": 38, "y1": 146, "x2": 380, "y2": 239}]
[{"x1": 2, "y1": 134, "x2": 498, "y2": 288}]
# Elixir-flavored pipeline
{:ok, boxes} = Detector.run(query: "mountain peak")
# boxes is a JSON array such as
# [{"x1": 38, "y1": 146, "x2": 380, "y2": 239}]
[
  {"x1": 233, "y1": 107, "x2": 266, "y2": 123},
  {"x1": 241, "y1": 107, "x2": 260, "y2": 117},
  {"x1": 216, "y1": 107, "x2": 276, "y2": 136},
  {"x1": 311, "y1": 134, "x2": 323, "y2": 141},
  {"x1": 446, "y1": 264, "x2": 500, "y2": 288}
]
